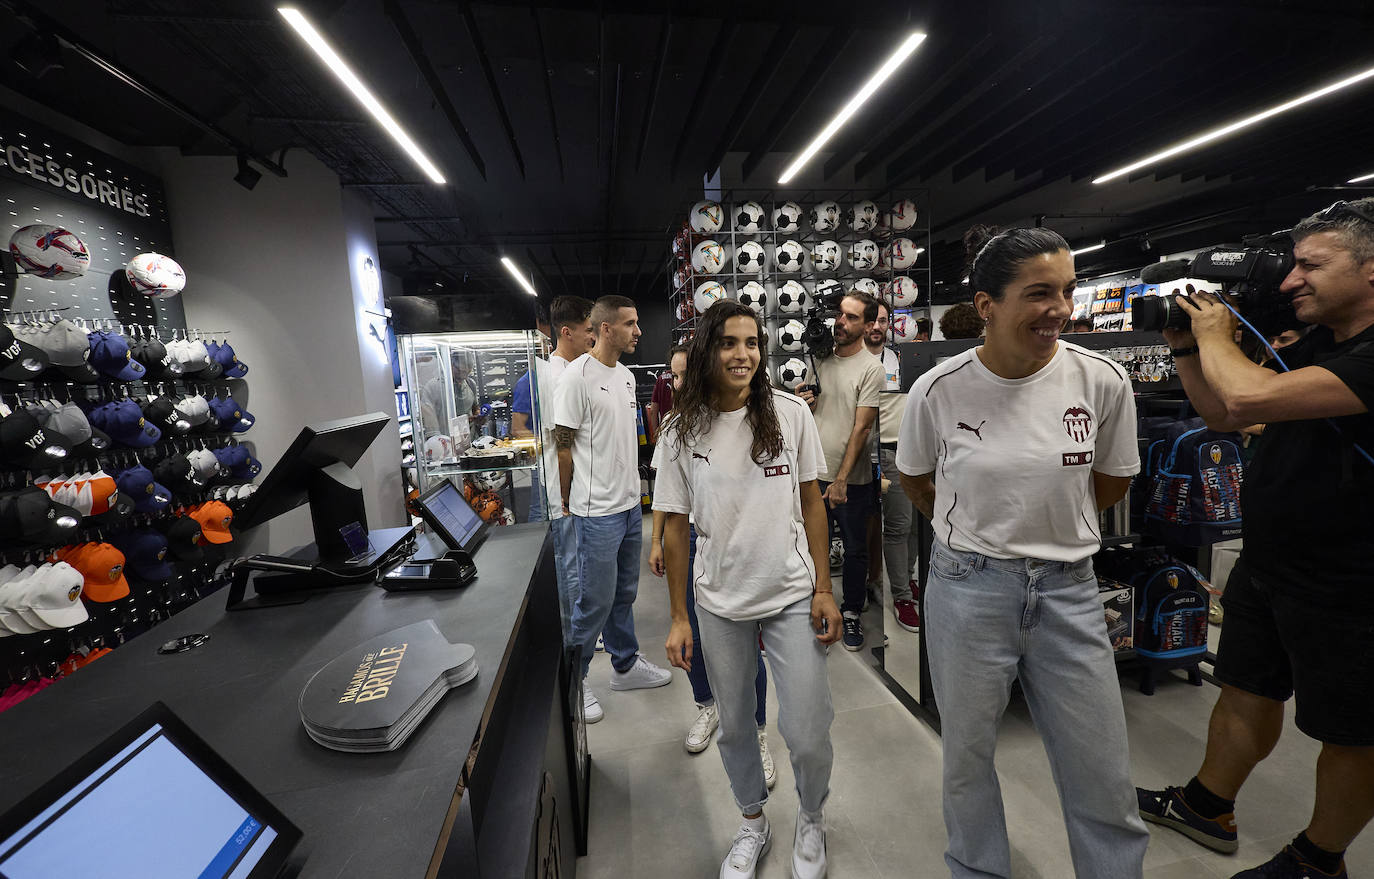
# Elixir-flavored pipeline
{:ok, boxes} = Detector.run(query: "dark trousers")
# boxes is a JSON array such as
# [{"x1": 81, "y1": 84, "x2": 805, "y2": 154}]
[{"x1": 820, "y1": 479, "x2": 875, "y2": 614}]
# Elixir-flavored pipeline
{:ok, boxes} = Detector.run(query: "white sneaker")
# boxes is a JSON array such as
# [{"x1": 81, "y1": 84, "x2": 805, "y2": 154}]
[
  {"x1": 609, "y1": 654, "x2": 672, "y2": 691},
  {"x1": 720, "y1": 817, "x2": 771, "y2": 879},
  {"x1": 582, "y1": 686, "x2": 603, "y2": 723},
  {"x1": 595, "y1": 634, "x2": 605, "y2": 652},
  {"x1": 686, "y1": 704, "x2": 719, "y2": 753},
  {"x1": 792, "y1": 810, "x2": 827, "y2": 879},
  {"x1": 759, "y1": 730, "x2": 776, "y2": 790}
]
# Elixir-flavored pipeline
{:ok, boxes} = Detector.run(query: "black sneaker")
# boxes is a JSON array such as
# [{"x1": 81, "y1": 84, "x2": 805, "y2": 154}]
[
  {"x1": 1137, "y1": 785, "x2": 1238, "y2": 853},
  {"x1": 841, "y1": 612, "x2": 864, "y2": 652},
  {"x1": 1230, "y1": 846, "x2": 1347, "y2": 878}
]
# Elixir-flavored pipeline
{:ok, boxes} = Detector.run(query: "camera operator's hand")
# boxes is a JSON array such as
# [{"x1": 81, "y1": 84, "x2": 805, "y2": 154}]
[
  {"x1": 823, "y1": 477, "x2": 848, "y2": 508},
  {"x1": 1175, "y1": 289, "x2": 1238, "y2": 346},
  {"x1": 795, "y1": 383, "x2": 817, "y2": 409}
]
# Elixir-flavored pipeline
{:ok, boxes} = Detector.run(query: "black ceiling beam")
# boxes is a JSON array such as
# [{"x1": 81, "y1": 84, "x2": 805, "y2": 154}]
[
  {"x1": 669, "y1": 17, "x2": 738, "y2": 181},
  {"x1": 458, "y1": 0, "x2": 527, "y2": 179},
  {"x1": 247, "y1": 115, "x2": 367, "y2": 127},
  {"x1": 374, "y1": 216, "x2": 466, "y2": 224},
  {"x1": 547, "y1": 247, "x2": 575, "y2": 296},
  {"x1": 529, "y1": 4, "x2": 564, "y2": 183},
  {"x1": 702, "y1": 23, "x2": 798, "y2": 179},
  {"x1": 739, "y1": 25, "x2": 855, "y2": 182},
  {"x1": 635, "y1": 14, "x2": 673, "y2": 171},
  {"x1": 602, "y1": 64, "x2": 624, "y2": 266},
  {"x1": 526, "y1": 247, "x2": 558, "y2": 298},
  {"x1": 551, "y1": 248, "x2": 589, "y2": 298},
  {"x1": 384, "y1": 0, "x2": 487, "y2": 180},
  {"x1": 627, "y1": 245, "x2": 652, "y2": 298}
]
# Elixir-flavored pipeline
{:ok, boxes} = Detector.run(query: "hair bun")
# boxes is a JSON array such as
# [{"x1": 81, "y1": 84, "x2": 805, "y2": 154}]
[{"x1": 963, "y1": 224, "x2": 1001, "y2": 269}]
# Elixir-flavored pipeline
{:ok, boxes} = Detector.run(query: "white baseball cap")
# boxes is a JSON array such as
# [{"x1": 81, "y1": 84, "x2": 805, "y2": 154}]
[
  {"x1": 19, "y1": 563, "x2": 87, "y2": 629},
  {"x1": 0, "y1": 566, "x2": 45, "y2": 632},
  {"x1": 187, "y1": 448, "x2": 221, "y2": 482}
]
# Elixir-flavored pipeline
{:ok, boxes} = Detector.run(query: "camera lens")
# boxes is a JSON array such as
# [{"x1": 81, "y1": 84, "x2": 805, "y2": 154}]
[{"x1": 1131, "y1": 296, "x2": 1191, "y2": 332}]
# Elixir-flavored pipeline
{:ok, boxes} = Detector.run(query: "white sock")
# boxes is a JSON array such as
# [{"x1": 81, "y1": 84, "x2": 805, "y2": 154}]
[{"x1": 743, "y1": 814, "x2": 766, "y2": 832}]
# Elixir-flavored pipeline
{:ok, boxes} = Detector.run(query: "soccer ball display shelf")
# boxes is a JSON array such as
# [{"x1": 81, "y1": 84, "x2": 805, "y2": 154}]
[{"x1": 667, "y1": 189, "x2": 931, "y2": 355}]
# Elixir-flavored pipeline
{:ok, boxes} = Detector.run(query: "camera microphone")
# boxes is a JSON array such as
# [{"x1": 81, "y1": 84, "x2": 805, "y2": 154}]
[{"x1": 1140, "y1": 259, "x2": 1192, "y2": 285}]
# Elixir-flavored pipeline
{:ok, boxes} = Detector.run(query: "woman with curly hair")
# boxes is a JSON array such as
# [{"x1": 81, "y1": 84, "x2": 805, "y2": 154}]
[
  {"x1": 939, "y1": 301, "x2": 985, "y2": 340},
  {"x1": 653, "y1": 299, "x2": 841, "y2": 879}
]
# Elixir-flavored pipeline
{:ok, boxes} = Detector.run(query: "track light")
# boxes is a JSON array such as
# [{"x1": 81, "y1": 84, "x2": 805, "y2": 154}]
[
  {"x1": 1071, "y1": 242, "x2": 1106, "y2": 257},
  {"x1": 500, "y1": 257, "x2": 538, "y2": 297},
  {"x1": 233, "y1": 153, "x2": 262, "y2": 191}
]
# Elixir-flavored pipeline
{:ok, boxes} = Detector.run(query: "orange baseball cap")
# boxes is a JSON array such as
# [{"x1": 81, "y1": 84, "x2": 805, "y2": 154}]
[
  {"x1": 86, "y1": 471, "x2": 119, "y2": 515},
  {"x1": 190, "y1": 500, "x2": 235, "y2": 545},
  {"x1": 56, "y1": 542, "x2": 129, "y2": 602}
]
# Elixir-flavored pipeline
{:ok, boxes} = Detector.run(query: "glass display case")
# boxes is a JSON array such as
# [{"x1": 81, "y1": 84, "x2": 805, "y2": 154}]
[{"x1": 397, "y1": 329, "x2": 550, "y2": 524}]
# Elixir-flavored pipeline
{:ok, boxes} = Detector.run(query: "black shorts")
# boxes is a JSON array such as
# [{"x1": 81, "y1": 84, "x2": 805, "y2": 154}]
[{"x1": 1213, "y1": 561, "x2": 1374, "y2": 746}]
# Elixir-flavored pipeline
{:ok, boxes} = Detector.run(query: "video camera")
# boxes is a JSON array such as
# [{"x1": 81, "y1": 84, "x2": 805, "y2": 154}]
[
  {"x1": 1132, "y1": 231, "x2": 1297, "y2": 335},
  {"x1": 794, "y1": 285, "x2": 846, "y2": 397}
]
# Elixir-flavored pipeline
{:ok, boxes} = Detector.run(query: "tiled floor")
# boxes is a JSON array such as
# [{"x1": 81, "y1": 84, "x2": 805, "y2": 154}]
[{"x1": 576, "y1": 519, "x2": 1371, "y2": 877}]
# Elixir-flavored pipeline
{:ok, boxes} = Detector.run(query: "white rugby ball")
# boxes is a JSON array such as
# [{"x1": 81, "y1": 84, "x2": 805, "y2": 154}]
[
  {"x1": 9, "y1": 224, "x2": 90, "y2": 279},
  {"x1": 125, "y1": 252, "x2": 187, "y2": 298}
]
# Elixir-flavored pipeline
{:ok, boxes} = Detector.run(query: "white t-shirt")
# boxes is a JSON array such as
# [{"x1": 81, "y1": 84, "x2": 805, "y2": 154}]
[
  {"x1": 537, "y1": 354, "x2": 570, "y2": 519},
  {"x1": 652, "y1": 390, "x2": 825, "y2": 621},
  {"x1": 554, "y1": 353, "x2": 641, "y2": 517},
  {"x1": 811, "y1": 347, "x2": 883, "y2": 484},
  {"x1": 896, "y1": 341, "x2": 1139, "y2": 562}
]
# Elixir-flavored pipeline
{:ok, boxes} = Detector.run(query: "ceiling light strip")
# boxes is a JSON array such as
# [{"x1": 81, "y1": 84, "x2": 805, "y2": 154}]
[
  {"x1": 1094, "y1": 62, "x2": 1374, "y2": 185},
  {"x1": 1071, "y1": 242, "x2": 1106, "y2": 256},
  {"x1": 1349, "y1": 171, "x2": 1374, "y2": 184},
  {"x1": 778, "y1": 32, "x2": 927, "y2": 185},
  {"x1": 500, "y1": 257, "x2": 538, "y2": 296},
  {"x1": 278, "y1": 7, "x2": 446, "y2": 185}
]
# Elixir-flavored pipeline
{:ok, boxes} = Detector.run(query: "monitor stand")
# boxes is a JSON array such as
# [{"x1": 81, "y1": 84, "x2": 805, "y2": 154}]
[{"x1": 225, "y1": 525, "x2": 418, "y2": 611}]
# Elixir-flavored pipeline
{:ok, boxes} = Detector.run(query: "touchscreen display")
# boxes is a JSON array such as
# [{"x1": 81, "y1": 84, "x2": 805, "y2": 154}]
[{"x1": 423, "y1": 482, "x2": 485, "y2": 548}]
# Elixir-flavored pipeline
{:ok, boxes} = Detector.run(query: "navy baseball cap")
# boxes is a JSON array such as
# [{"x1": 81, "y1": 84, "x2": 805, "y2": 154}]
[
  {"x1": 87, "y1": 331, "x2": 146, "y2": 381},
  {"x1": 0, "y1": 323, "x2": 48, "y2": 381},
  {"x1": 111, "y1": 529, "x2": 175, "y2": 581},
  {"x1": 208, "y1": 340, "x2": 249, "y2": 378},
  {"x1": 94, "y1": 399, "x2": 161, "y2": 448},
  {"x1": 212, "y1": 445, "x2": 262, "y2": 481},
  {"x1": 208, "y1": 396, "x2": 255, "y2": 433},
  {"x1": 114, "y1": 464, "x2": 172, "y2": 513}
]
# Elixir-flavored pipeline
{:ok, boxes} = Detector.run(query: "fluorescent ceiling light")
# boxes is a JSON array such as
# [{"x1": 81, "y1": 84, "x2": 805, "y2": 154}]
[
  {"x1": 501, "y1": 257, "x2": 538, "y2": 296},
  {"x1": 778, "y1": 32, "x2": 927, "y2": 184},
  {"x1": 1094, "y1": 62, "x2": 1374, "y2": 185},
  {"x1": 1071, "y1": 242, "x2": 1106, "y2": 256},
  {"x1": 278, "y1": 7, "x2": 446, "y2": 184},
  {"x1": 1349, "y1": 171, "x2": 1374, "y2": 183}
]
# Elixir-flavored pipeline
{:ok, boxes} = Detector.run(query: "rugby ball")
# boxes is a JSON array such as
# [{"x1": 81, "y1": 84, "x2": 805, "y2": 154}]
[
  {"x1": 9, "y1": 225, "x2": 90, "y2": 279},
  {"x1": 125, "y1": 252, "x2": 187, "y2": 298}
]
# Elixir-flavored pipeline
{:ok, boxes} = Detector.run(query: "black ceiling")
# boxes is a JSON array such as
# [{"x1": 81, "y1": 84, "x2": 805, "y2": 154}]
[{"x1": 4, "y1": 0, "x2": 1374, "y2": 307}]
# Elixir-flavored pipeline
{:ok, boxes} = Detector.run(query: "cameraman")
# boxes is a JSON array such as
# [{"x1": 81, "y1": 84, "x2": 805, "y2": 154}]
[{"x1": 1138, "y1": 198, "x2": 1374, "y2": 879}]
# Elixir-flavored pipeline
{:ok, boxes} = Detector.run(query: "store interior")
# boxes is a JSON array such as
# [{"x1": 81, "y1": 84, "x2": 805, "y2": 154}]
[{"x1": 0, "y1": 2, "x2": 1371, "y2": 877}]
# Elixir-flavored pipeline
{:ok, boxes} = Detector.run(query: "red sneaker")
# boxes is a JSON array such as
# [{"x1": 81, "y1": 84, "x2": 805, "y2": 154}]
[{"x1": 892, "y1": 598, "x2": 921, "y2": 633}]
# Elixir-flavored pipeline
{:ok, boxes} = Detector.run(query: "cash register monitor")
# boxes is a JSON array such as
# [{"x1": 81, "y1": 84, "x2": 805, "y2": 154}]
[{"x1": 414, "y1": 478, "x2": 492, "y2": 554}]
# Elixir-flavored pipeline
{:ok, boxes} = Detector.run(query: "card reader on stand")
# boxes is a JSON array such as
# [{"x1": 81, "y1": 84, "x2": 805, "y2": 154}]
[
  {"x1": 227, "y1": 525, "x2": 417, "y2": 610},
  {"x1": 379, "y1": 529, "x2": 476, "y2": 591}
]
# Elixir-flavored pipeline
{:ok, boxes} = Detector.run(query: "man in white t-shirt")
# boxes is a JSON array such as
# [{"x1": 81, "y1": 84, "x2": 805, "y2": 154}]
[
  {"x1": 554, "y1": 295, "x2": 671, "y2": 722},
  {"x1": 512, "y1": 295, "x2": 594, "y2": 646}
]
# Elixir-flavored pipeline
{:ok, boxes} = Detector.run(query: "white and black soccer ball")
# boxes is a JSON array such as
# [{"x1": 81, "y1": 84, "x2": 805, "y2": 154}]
[
  {"x1": 847, "y1": 200, "x2": 879, "y2": 232},
  {"x1": 773, "y1": 240, "x2": 807, "y2": 273},
  {"x1": 737, "y1": 281, "x2": 767, "y2": 314},
  {"x1": 771, "y1": 200, "x2": 802, "y2": 233},
  {"x1": 810, "y1": 240, "x2": 842, "y2": 272},
  {"x1": 693, "y1": 281, "x2": 728, "y2": 314},
  {"x1": 809, "y1": 200, "x2": 840, "y2": 233},
  {"x1": 690, "y1": 200, "x2": 724, "y2": 233},
  {"x1": 852, "y1": 278, "x2": 880, "y2": 298},
  {"x1": 776, "y1": 280, "x2": 809, "y2": 314},
  {"x1": 813, "y1": 278, "x2": 845, "y2": 305},
  {"x1": 471, "y1": 469, "x2": 503, "y2": 492},
  {"x1": 883, "y1": 237, "x2": 920, "y2": 270},
  {"x1": 735, "y1": 240, "x2": 767, "y2": 273},
  {"x1": 891, "y1": 310, "x2": 922, "y2": 343},
  {"x1": 848, "y1": 239, "x2": 879, "y2": 271},
  {"x1": 9, "y1": 224, "x2": 90, "y2": 279},
  {"x1": 734, "y1": 201, "x2": 765, "y2": 233},
  {"x1": 889, "y1": 199, "x2": 918, "y2": 232},
  {"x1": 692, "y1": 240, "x2": 727, "y2": 274},
  {"x1": 424, "y1": 434, "x2": 455, "y2": 462},
  {"x1": 886, "y1": 276, "x2": 920, "y2": 307},
  {"x1": 125, "y1": 252, "x2": 186, "y2": 298},
  {"x1": 778, "y1": 319, "x2": 807, "y2": 352},
  {"x1": 778, "y1": 357, "x2": 809, "y2": 388}
]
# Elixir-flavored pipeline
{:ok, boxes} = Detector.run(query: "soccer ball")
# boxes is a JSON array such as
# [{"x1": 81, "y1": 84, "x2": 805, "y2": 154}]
[
  {"x1": 848, "y1": 239, "x2": 879, "y2": 270},
  {"x1": 735, "y1": 240, "x2": 766, "y2": 273},
  {"x1": 889, "y1": 199, "x2": 918, "y2": 232},
  {"x1": 693, "y1": 281, "x2": 728, "y2": 314},
  {"x1": 675, "y1": 298, "x2": 694, "y2": 322},
  {"x1": 809, "y1": 200, "x2": 840, "y2": 233},
  {"x1": 847, "y1": 200, "x2": 879, "y2": 232},
  {"x1": 886, "y1": 276, "x2": 920, "y2": 307},
  {"x1": 813, "y1": 278, "x2": 844, "y2": 305},
  {"x1": 891, "y1": 310, "x2": 922, "y2": 343},
  {"x1": 778, "y1": 319, "x2": 806, "y2": 352},
  {"x1": 470, "y1": 469, "x2": 504, "y2": 492},
  {"x1": 690, "y1": 200, "x2": 723, "y2": 233},
  {"x1": 737, "y1": 281, "x2": 767, "y2": 314},
  {"x1": 777, "y1": 357, "x2": 809, "y2": 388},
  {"x1": 810, "y1": 240, "x2": 841, "y2": 272},
  {"x1": 497, "y1": 509, "x2": 517, "y2": 526},
  {"x1": 423, "y1": 434, "x2": 455, "y2": 462},
  {"x1": 772, "y1": 201, "x2": 802, "y2": 233},
  {"x1": 873, "y1": 211, "x2": 892, "y2": 241},
  {"x1": 883, "y1": 237, "x2": 920, "y2": 270},
  {"x1": 474, "y1": 490, "x2": 504, "y2": 522},
  {"x1": 692, "y1": 240, "x2": 727, "y2": 274},
  {"x1": 776, "y1": 280, "x2": 809, "y2": 314},
  {"x1": 734, "y1": 201, "x2": 765, "y2": 233},
  {"x1": 852, "y1": 278, "x2": 880, "y2": 298},
  {"x1": 125, "y1": 252, "x2": 186, "y2": 298},
  {"x1": 9, "y1": 225, "x2": 90, "y2": 279},
  {"x1": 773, "y1": 240, "x2": 807, "y2": 273}
]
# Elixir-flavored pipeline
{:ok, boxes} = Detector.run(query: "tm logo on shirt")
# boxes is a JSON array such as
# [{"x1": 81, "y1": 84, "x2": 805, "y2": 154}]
[{"x1": 762, "y1": 464, "x2": 791, "y2": 478}]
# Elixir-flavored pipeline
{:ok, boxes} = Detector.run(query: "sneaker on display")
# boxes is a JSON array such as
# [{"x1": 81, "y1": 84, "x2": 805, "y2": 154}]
[
  {"x1": 791, "y1": 810, "x2": 827, "y2": 879},
  {"x1": 1136, "y1": 786, "x2": 1237, "y2": 853},
  {"x1": 720, "y1": 817, "x2": 771, "y2": 879},
  {"x1": 841, "y1": 612, "x2": 864, "y2": 652},
  {"x1": 686, "y1": 704, "x2": 719, "y2": 753},
  {"x1": 758, "y1": 730, "x2": 776, "y2": 790},
  {"x1": 1229, "y1": 846, "x2": 1347, "y2": 878},
  {"x1": 609, "y1": 654, "x2": 672, "y2": 690},
  {"x1": 582, "y1": 686, "x2": 604, "y2": 724},
  {"x1": 892, "y1": 598, "x2": 921, "y2": 633}
]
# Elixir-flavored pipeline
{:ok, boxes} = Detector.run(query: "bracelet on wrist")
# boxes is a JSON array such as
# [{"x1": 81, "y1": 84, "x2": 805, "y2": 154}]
[{"x1": 1170, "y1": 345, "x2": 1200, "y2": 358}]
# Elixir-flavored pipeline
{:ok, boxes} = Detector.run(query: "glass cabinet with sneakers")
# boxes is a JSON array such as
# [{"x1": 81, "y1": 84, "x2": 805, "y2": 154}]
[{"x1": 397, "y1": 329, "x2": 552, "y2": 524}]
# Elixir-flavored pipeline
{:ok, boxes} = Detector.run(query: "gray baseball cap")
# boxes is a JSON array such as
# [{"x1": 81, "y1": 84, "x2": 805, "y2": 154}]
[{"x1": 24, "y1": 320, "x2": 98, "y2": 382}]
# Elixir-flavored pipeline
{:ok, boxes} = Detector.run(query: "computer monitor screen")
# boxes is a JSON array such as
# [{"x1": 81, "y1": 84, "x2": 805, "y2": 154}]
[
  {"x1": 415, "y1": 478, "x2": 491, "y2": 552},
  {"x1": 0, "y1": 703, "x2": 300, "y2": 879}
]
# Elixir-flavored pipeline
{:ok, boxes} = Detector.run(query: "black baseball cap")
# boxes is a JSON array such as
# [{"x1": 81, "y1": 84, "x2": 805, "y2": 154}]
[
  {"x1": 0, "y1": 487, "x2": 82, "y2": 545},
  {"x1": 161, "y1": 515, "x2": 205, "y2": 563},
  {"x1": 0, "y1": 324, "x2": 48, "y2": 381},
  {"x1": 0, "y1": 407, "x2": 73, "y2": 471},
  {"x1": 143, "y1": 396, "x2": 191, "y2": 435},
  {"x1": 154, "y1": 453, "x2": 203, "y2": 493},
  {"x1": 133, "y1": 338, "x2": 183, "y2": 381}
]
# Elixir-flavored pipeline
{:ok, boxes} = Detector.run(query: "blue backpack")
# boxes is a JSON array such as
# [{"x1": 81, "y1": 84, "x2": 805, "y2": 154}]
[
  {"x1": 1132, "y1": 563, "x2": 1209, "y2": 660},
  {"x1": 1144, "y1": 418, "x2": 1245, "y2": 546}
]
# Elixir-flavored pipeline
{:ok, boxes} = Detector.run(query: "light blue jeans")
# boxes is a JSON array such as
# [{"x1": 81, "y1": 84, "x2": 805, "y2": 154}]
[
  {"x1": 878, "y1": 447, "x2": 918, "y2": 602},
  {"x1": 529, "y1": 467, "x2": 545, "y2": 522},
  {"x1": 925, "y1": 542, "x2": 1147, "y2": 879},
  {"x1": 571, "y1": 507, "x2": 642, "y2": 678},
  {"x1": 696, "y1": 596, "x2": 833, "y2": 817},
  {"x1": 550, "y1": 514, "x2": 580, "y2": 648}
]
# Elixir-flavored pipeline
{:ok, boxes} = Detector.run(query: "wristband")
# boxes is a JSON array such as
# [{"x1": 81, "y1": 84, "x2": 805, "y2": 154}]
[{"x1": 1169, "y1": 345, "x2": 1199, "y2": 358}]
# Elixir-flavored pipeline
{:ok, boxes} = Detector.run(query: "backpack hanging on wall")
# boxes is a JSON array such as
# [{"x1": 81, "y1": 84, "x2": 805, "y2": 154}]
[{"x1": 1143, "y1": 417, "x2": 1245, "y2": 546}]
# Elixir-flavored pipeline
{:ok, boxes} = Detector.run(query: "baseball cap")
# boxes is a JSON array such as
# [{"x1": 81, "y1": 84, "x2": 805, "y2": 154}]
[
  {"x1": 186, "y1": 448, "x2": 221, "y2": 483},
  {"x1": 0, "y1": 323, "x2": 48, "y2": 380},
  {"x1": 174, "y1": 394, "x2": 212, "y2": 428},
  {"x1": 33, "y1": 402, "x2": 111, "y2": 458},
  {"x1": 0, "y1": 405, "x2": 73, "y2": 470},
  {"x1": 212, "y1": 444, "x2": 262, "y2": 481},
  {"x1": 115, "y1": 464, "x2": 172, "y2": 513},
  {"x1": 208, "y1": 396, "x2": 255, "y2": 433},
  {"x1": 153, "y1": 453, "x2": 203, "y2": 493},
  {"x1": 0, "y1": 566, "x2": 44, "y2": 633},
  {"x1": 190, "y1": 500, "x2": 235, "y2": 544},
  {"x1": 143, "y1": 396, "x2": 191, "y2": 435},
  {"x1": 180, "y1": 339, "x2": 221, "y2": 378},
  {"x1": 84, "y1": 470, "x2": 120, "y2": 515},
  {"x1": 161, "y1": 515, "x2": 205, "y2": 563},
  {"x1": 56, "y1": 542, "x2": 130, "y2": 602},
  {"x1": 26, "y1": 319, "x2": 97, "y2": 382},
  {"x1": 94, "y1": 399, "x2": 162, "y2": 448},
  {"x1": 21, "y1": 562, "x2": 89, "y2": 629},
  {"x1": 87, "y1": 331, "x2": 146, "y2": 381},
  {"x1": 111, "y1": 529, "x2": 175, "y2": 581},
  {"x1": 0, "y1": 488, "x2": 82, "y2": 545},
  {"x1": 133, "y1": 338, "x2": 183, "y2": 380},
  {"x1": 208, "y1": 339, "x2": 249, "y2": 378}
]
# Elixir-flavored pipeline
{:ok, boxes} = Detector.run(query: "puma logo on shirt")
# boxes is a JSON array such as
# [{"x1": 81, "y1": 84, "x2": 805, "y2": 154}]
[
  {"x1": 957, "y1": 420, "x2": 986, "y2": 441},
  {"x1": 691, "y1": 452, "x2": 711, "y2": 465}
]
